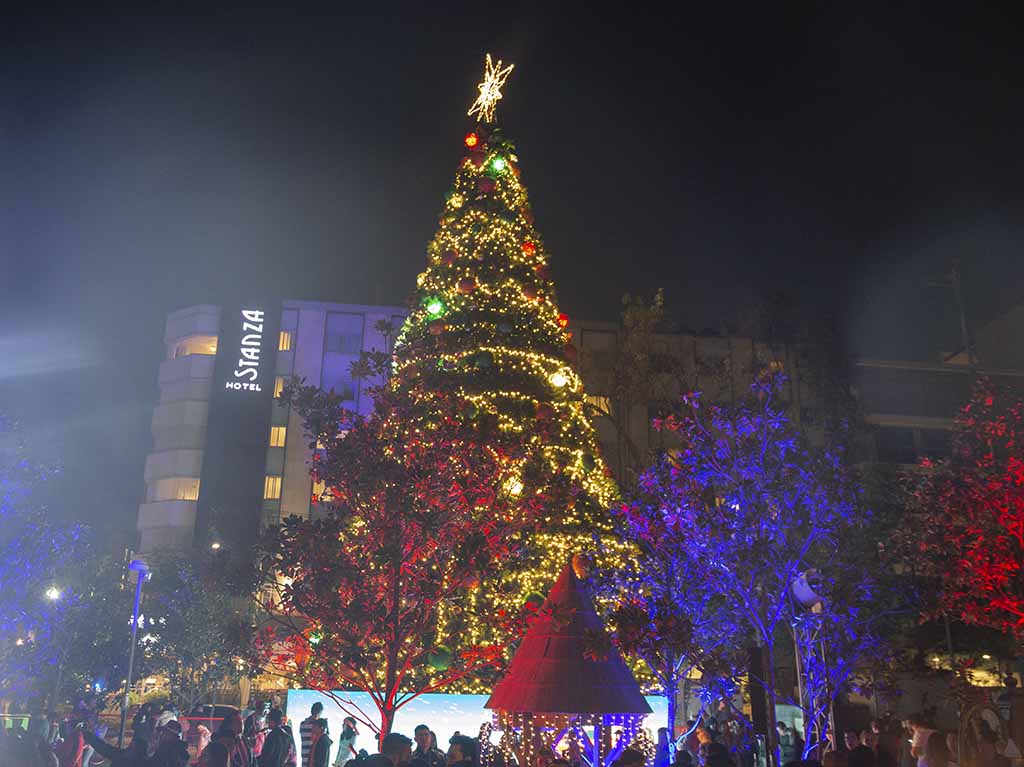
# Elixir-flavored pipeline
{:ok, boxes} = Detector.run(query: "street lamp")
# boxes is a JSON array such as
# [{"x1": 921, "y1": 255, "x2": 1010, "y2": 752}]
[{"x1": 118, "y1": 558, "x2": 151, "y2": 747}]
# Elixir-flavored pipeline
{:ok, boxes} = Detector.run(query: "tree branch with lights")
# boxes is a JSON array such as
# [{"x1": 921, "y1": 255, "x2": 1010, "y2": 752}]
[{"x1": 253, "y1": 384, "x2": 550, "y2": 738}]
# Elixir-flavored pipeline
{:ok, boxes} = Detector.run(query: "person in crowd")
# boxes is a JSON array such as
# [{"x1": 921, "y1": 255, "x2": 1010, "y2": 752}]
[
  {"x1": 148, "y1": 720, "x2": 190, "y2": 767},
  {"x1": 974, "y1": 721, "x2": 1004, "y2": 767},
  {"x1": 446, "y1": 735, "x2": 478, "y2": 767},
  {"x1": 845, "y1": 731, "x2": 862, "y2": 753},
  {"x1": 53, "y1": 716, "x2": 85, "y2": 767},
  {"x1": 259, "y1": 708, "x2": 295, "y2": 767},
  {"x1": 335, "y1": 717, "x2": 361, "y2": 767},
  {"x1": 703, "y1": 743, "x2": 733, "y2": 767},
  {"x1": 871, "y1": 720, "x2": 898, "y2": 767},
  {"x1": 925, "y1": 733, "x2": 950, "y2": 767},
  {"x1": 381, "y1": 732, "x2": 414, "y2": 767},
  {"x1": 200, "y1": 742, "x2": 232, "y2": 767},
  {"x1": 281, "y1": 714, "x2": 298, "y2": 767},
  {"x1": 301, "y1": 702, "x2": 325, "y2": 767},
  {"x1": 78, "y1": 717, "x2": 104, "y2": 767},
  {"x1": 945, "y1": 734, "x2": 958, "y2": 767},
  {"x1": 906, "y1": 718, "x2": 936, "y2": 767},
  {"x1": 205, "y1": 711, "x2": 253, "y2": 767},
  {"x1": 779, "y1": 723, "x2": 798, "y2": 763},
  {"x1": 246, "y1": 700, "x2": 272, "y2": 757},
  {"x1": 85, "y1": 727, "x2": 147, "y2": 767},
  {"x1": 684, "y1": 721, "x2": 701, "y2": 760},
  {"x1": 132, "y1": 704, "x2": 157, "y2": 747},
  {"x1": 673, "y1": 751, "x2": 694, "y2": 767},
  {"x1": 412, "y1": 725, "x2": 445, "y2": 767},
  {"x1": 849, "y1": 743, "x2": 876, "y2": 767},
  {"x1": 195, "y1": 723, "x2": 214, "y2": 759},
  {"x1": 310, "y1": 719, "x2": 334, "y2": 767},
  {"x1": 822, "y1": 732, "x2": 847, "y2": 767}
]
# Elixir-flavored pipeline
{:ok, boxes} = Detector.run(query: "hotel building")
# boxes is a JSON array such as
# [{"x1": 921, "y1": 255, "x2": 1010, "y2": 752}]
[{"x1": 139, "y1": 297, "x2": 1024, "y2": 552}]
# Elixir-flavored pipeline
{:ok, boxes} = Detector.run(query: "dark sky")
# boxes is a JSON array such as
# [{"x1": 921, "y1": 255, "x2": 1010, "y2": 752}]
[{"x1": 3, "y1": 4, "x2": 1023, "y2": 542}]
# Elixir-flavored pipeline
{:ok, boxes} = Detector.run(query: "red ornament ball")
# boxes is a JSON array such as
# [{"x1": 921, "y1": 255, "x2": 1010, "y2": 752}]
[
  {"x1": 477, "y1": 178, "x2": 496, "y2": 194},
  {"x1": 441, "y1": 250, "x2": 458, "y2": 267},
  {"x1": 458, "y1": 276, "x2": 477, "y2": 294},
  {"x1": 521, "y1": 241, "x2": 537, "y2": 257},
  {"x1": 521, "y1": 284, "x2": 537, "y2": 300},
  {"x1": 557, "y1": 312, "x2": 569, "y2": 328},
  {"x1": 469, "y1": 153, "x2": 486, "y2": 168},
  {"x1": 428, "y1": 319, "x2": 446, "y2": 336},
  {"x1": 534, "y1": 264, "x2": 550, "y2": 280},
  {"x1": 464, "y1": 132, "x2": 479, "y2": 148},
  {"x1": 536, "y1": 403, "x2": 555, "y2": 420}
]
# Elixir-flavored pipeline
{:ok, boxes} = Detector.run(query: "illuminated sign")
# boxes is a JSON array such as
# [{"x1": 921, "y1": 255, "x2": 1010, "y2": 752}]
[{"x1": 226, "y1": 309, "x2": 265, "y2": 391}]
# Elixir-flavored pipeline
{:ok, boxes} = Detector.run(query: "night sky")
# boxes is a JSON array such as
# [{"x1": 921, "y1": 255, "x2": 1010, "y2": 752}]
[{"x1": 3, "y1": 5, "x2": 1022, "y2": 542}]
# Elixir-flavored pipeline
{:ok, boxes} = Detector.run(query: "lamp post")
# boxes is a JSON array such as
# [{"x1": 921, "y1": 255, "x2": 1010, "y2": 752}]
[{"x1": 118, "y1": 558, "x2": 150, "y2": 747}]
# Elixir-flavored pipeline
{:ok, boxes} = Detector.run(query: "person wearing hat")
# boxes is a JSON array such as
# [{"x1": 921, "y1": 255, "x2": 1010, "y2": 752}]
[{"x1": 149, "y1": 719, "x2": 190, "y2": 767}]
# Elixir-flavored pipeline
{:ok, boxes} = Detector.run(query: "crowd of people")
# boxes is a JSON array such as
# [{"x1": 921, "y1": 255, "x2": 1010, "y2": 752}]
[
  {"x1": 0, "y1": 696, "x2": 520, "y2": 767},
  {"x1": 1, "y1": 698, "x2": 1014, "y2": 767}
]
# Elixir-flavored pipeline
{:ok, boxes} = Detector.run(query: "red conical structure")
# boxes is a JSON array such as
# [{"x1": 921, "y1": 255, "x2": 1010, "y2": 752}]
[{"x1": 486, "y1": 562, "x2": 651, "y2": 715}]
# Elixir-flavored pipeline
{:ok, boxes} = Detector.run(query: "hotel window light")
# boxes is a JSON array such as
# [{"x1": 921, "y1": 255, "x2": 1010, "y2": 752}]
[
  {"x1": 264, "y1": 475, "x2": 282, "y2": 500},
  {"x1": 269, "y1": 426, "x2": 287, "y2": 448},
  {"x1": 172, "y1": 335, "x2": 218, "y2": 359}
]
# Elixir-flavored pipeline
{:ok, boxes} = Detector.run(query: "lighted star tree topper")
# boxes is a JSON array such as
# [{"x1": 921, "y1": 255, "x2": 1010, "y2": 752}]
[
  {"x1": 391, "y1": 57, "x2": 630, "y2": 684},
  {"x1": 467, "y1": 54, "x2": 515, "y2": 124}
]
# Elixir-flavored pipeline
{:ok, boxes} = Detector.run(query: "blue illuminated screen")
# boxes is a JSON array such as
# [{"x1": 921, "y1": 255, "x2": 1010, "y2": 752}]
[{"x1": 285, "y1": 690, "x2": 668, "y2": 765}]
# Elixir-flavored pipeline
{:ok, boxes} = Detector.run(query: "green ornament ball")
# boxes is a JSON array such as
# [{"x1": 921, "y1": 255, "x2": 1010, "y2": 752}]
[{"x1": 427, "y1": 645, "x2": 452, "y2": 671}]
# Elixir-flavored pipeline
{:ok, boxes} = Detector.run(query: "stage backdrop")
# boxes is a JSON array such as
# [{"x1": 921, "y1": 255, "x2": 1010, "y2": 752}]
[{"x1": 285, "y1": 690, "x2": 668, "y2": 764}]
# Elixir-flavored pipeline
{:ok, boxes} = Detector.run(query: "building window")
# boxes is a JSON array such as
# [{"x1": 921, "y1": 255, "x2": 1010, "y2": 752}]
[
  {"x1": 278, "y1": 331, "x2": 294, "y2": 352},
  {"x1": 875, "y1": 427, "x2": 916, "y2": 465},
  {"x1": 264, "y1": 475, "x2": 282, "y2": 500},
  {"x1": 918, "y1": 429, "x2": 951, "y2": 460},
  {"x1": 325, "y1": 313, "x2": 365, "y2": 355},
  {"x1": 273, "y1": 376, "x2": 286, "y2": 398},
  {"x1": 172, "y1": 335, "x2": 218, "y2": 359},
  {"x1": 269, "y1": 426, "x2": 287, "y2": 447},
  {"x1": 586, "y1": 394, "x2": 612, "y2": 416},
  {"x1": 150, "y1": 477, "x2": 201, "y2": 502}
]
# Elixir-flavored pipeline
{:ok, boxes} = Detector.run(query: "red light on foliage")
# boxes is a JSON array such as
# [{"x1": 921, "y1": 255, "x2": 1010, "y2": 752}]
[
  {"x1": 557, "y1": 313, "x2": 569, "y2": 328},
  {"x1": 465, "y1": 132, "x2": 479, "y2": 148},
  {"x1": 521, "y1": 241, "x2": 536, "y2": 257}
]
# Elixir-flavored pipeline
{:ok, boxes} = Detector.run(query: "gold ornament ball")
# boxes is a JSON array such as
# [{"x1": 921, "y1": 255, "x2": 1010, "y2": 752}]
[{"x1": 572, "y1": 553, "x2": 592, "y2": 579}]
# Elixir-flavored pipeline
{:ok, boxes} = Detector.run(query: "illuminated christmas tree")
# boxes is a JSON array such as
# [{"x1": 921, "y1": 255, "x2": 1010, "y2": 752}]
[{"x1": 391, "y1": 56, "x2": 627, "y2": 651}]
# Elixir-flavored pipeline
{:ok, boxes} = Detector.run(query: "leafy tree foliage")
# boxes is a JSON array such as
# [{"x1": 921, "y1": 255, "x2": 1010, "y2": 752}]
[
  {"x1": 254, "y1": 384, "x2": 547, "y2": 738},
  {"x1": 906, "y1": 378, "x2": 1024, "y2": 638},
  {"x1": 592, "y1": 495, "x2": 745, "y2": 739},
  {"x1": 142, "y1": 551, "x2": 253, "y2": 712},
  {"x1": 619, "y1": 374, "x2": 879, "y2": 763}
]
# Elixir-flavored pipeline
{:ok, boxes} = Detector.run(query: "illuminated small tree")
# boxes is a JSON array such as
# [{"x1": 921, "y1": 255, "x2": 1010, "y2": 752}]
[
  {"x1": 593, "y1": 496, "x2": 745, "y2": 741},
  {"x1": 907, "y1": 378, "x2": 1024, "y2": 638},
  {"x1": 633, "y1": 374, "x2": 871, "y2": 765},
  {"x1": 255, "y1": 385, "x2": 548, "y2": 738}
]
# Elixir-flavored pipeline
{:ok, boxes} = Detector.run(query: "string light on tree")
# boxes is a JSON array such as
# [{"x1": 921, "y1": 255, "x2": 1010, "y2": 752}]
[{"x1": 387, "y1": 55, "x2": 628, "y2": 691}]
